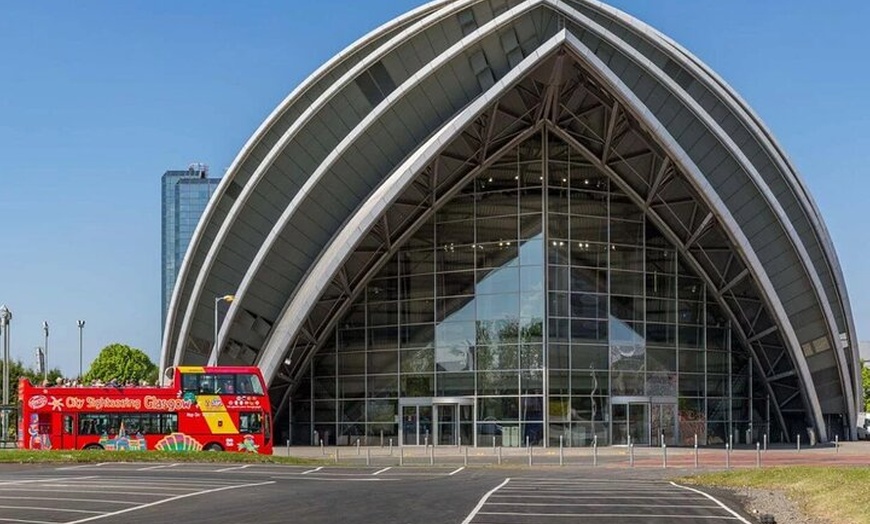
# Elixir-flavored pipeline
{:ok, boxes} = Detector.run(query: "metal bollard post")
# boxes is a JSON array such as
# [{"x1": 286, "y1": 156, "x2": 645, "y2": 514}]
[
  {"x1": 425, "y1": 435, "x2": 429, "y2": 448},
  {"x1": 725, "y1": 443, "x2": 730, "y2": 470},
  {"x1": 380, "y1": 430, "x2": 384, "y2": 448},
  {"x1": 430, "y1": 445, "x2": 434, "y2": 466},
  {"x1": 497, "y1": 446, "x2": 502, "y2": 465},
  {"x1": 835, "y1": 434, "x2": 839, "y2": 453},
  {"x1": 492, "y1": 436, "x2": 496, "y2": 454},
  {"x1": 356, "y1": 438, "x2": 361, "y2": 455},
  {"x1": 694, "y1": 439, "x2": 699, "y2": 469},
  {"x1": 335, "y1": 447, "x2": 339, "y2": 464},
  {"x1": 458, "y1": 436, "x2": 462, "y2": 449},
  {"x1": 366, "y1": 448, "x2": 371, "y2": 466},
  {"x1": 320, "y1": 439, "x2": 325, "y2": 455},
  {"x1": 528, "y1": 445, "x2": 533, "y2": 467},
  {"x1": 593, "y1": 440, "x2": 598, "y2": 467},
  {"x1": 756, "y1": 442, "x2": 761, "y2": 468},
  {"x1": 662, "y1": 443, "x2": 667, "y2": 469},
  {"x1": 526, "y1": 436, "x2": 530, "y2": 449},
  {"x1": 797, "y1": 434, "x2": 801, "y2": 452},
  {"x1": 399, "y1": 447, "x2": 404, "y2": 466},
  {"x1": 559, "y1": 435, "x2": 564, "y2": 467},
  {"x1": 286, "y1": 438, "x2": 290, "y2": 455},
  {"x1": 763, "y1": 433, "x2": 768, "y2": 452},
  {"x1": 629, "y1": 443, "x2": 634, "y2": 467},
  {"x1": 389, "y1": 438, "x2": 394, "y2": 456},
  {"x1": 464, "y1": 445, "x2": 468, "y2": 467}
]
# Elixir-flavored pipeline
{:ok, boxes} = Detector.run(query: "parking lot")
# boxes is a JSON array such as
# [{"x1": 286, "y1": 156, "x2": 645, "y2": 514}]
[{"x1": 0, "y1": 462, "x2": 753, "y2": 524}]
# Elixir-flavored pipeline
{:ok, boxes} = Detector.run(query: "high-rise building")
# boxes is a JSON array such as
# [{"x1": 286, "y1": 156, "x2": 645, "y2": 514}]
[{"x1": 161, "y1": 164, "x2": 220, "y2": 331}]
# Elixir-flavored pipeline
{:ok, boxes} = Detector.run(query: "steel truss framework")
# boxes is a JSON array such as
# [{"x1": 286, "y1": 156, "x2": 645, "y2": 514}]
[{"x1": 162, "y1": 0, "x2": 859, "y2": 443}]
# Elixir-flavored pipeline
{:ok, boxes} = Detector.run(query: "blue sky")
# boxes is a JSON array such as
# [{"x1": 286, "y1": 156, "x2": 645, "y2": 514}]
[{"x1": 1, "y1": 1, "x2": 868, "y2": 376}]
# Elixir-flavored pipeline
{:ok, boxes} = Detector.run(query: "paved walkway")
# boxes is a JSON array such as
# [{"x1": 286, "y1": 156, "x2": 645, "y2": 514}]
[{"x1": 273, "y1": 440, "x2": 870, "y2": 470}]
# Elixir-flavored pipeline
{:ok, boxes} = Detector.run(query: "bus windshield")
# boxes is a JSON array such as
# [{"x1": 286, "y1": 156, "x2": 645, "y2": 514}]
[{"x1": 180, "y1": 373, "x2": 265, "y2": 396}]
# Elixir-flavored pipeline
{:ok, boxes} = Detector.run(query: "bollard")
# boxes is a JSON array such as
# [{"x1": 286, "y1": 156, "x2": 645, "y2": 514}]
[
  {"x1": 763, "y1": 433, "x2": 768, "y2": 452},
  {"x1": 694, "y1": 433, "x2": 697, "y2": 448},
  {"x1": 629, "y1": 443, "x2": 634, "y2": 467},
  {"x1": 694, "y1": 439, "x2": 699, "y2": 469},
  {"x1": 662, "y1": 443, "x2": 667, "y2": 469},
  {"x1": 725, "y1": 443, "x2": 730, "y2": 470},
  {"x1": 335, "y1": 447, "x2": 339, "y2": 464},
  {"x1": 429, "y1": 445, "x2": 434, "y2": 466},
  {"x1": 835, "y1": 435, "x2": 839, "y2": 453},
  {"x1": 425, "y1": 435, "x2": 429, "y2": 448},
  {"x1": 380, "y1": 430, "x2": 384, "y2": 448},
  {"x1": 492, "y1": 436, "x2": 496, "y2": 454},
  {"x1": 286, "y1": 439, "x2": 290, "y2": 455},
  {"x1": 797, "y1": 434, "x2": 801, "y2": 452},
  {"x1": 593, "y1": 440, "x2": 598, "y2": 467},
  {"x1": 526, "y1": 436, "x2": 530, "y2": 449},
  {"x1": 399, "y1": 447, "x2": 404, "y2": 466},
  {"x1": 389, "y1": 438, "x2": 394, "y2": 455},
  {"x1": 464, "y1": 445, "x2": 468, "y2": 466},
  {"x1": 356, "y1": 439, "x2": 361, "y2": 455},
  {"x1": 366, "y1": 448, "x2": 371, "y2": 466},
  {"x1": 559, "y1": 435, "x2": 564, "y2": 467},
  {"x1": 458, "y1": 436, "x2": 462, "y2": 449},
  {"x1": 320, "y1": 439, "x2": 325, "y2": 455},
  {"x1": 528, "y1": 445, "x2": 533, "y2": 467},
  {"x1": 498, "y1": 446, "x2": 502, "y2": 465},
  {"x1": 756, "y1": 442, "x2": 761, "y2": 468}
]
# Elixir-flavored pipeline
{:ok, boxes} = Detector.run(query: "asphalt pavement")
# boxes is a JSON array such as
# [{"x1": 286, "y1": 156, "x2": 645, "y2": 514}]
[{"x1": 0, "y1": 462, "x2": 755, "y2": 524}]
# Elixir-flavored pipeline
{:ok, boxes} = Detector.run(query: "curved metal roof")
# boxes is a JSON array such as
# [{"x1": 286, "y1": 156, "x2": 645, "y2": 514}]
[{"x1": 162, "y1": 0, "x2": 860, "y2": 441}]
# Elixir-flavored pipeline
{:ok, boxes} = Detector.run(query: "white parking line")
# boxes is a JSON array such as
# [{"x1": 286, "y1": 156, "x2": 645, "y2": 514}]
[
  {"x1": 64, "y1": 481, "x2": 276, "y2": 524},
  {"x1": 461, "y1": 478, "x2": 510, "y2": 524},
  {"x1": 671, "y1": 482, "x2": 753, "y2": 524},
  {"x1": 448, "y1": 467, "x2": 464, "y2": 476},
  {"x1": 0, "y1": 518, "x2": 57, "y2": 524},
  {"x1": 0, "y1": 496, "x2": 139, "y2": 506},
  {"x1": 477, "y1": 512, "x2": 738, "y2": 520},
  {"x1": 372, "y1": 467, "x2": 391, "y2": 476},
  {"x1": 215, "y1": 464, "x2": 252, "y2": 473},
  {"x1": 301, "y1": 466, "x2": 323, "y2": 475},
  {"x1": 136, "y1": 463, "x2": 179, "y2": 471},
  {"x1": 0, "y1": 505, "x2": 103, "y2": 515}
]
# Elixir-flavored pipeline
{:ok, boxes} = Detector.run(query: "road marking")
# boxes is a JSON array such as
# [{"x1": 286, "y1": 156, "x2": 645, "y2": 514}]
[
  {"x1": 671, "y1": 482, "x2": 753, "y2": 524},
  {"x1": 0, "y1": 478, "x2": 80, "y2": 487},
  {"x1": 461, "y1": 478, "x2": 510, "y2": 524},
  {"x1": 0, "y1": 496, "x2": 139, "y2": 506},
  {"x1": 0, "y1": 505, "x2": 104, "y2": 515},
  {"x1": 301, "y1": 466, "x2": 323, "y2": 475},
  {"x1": 478, "y1": 512, "x2": 738, "y2": 519},
  {"x1": 64, "y1": 481, "x2": 276, "y2": 524},
  {"x1": 372, "y1": 467, "x2": 391, "y2": 476},
  {"x1": 215, "y1": 464, "x2": 252, "y2": 473},
  {"x1": 136, "y1": 463, "x2": 179, "y2": 471},
  {"x1": 0, "y1": 488, "x2": 180, "y2": 497},
  {"x1": 448, "y1": 467, "x2": 464, "y2": 476},
  {"x1": 271, "y1": 476, "x2": 392, "y2": 482},
  {"x1": 0, "y1": 518, "x2": 57, "y2": 524},
  {"x1": 486, "y1": 502, "x2": 721, "y2": 509}
]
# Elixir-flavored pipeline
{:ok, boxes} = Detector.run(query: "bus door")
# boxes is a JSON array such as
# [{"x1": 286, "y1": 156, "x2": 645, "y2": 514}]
[
  {"x1": 24, "y1": 413, "x2": 54, "y2": 450},
  {"x1": 61, "y1": 414, "x2": 77, "y2": 450}
]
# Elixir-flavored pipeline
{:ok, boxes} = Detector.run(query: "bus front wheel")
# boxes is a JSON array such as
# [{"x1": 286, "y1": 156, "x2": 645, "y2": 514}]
[
  {"x1": 83, "y1": 444, "x2": 103, "y2": 451},
  {"x1": 204, "y1": 443, "x2": 223, "y2": 452}
]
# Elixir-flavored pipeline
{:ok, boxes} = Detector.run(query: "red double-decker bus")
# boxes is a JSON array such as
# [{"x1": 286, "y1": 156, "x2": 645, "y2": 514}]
[{"x1": 17, "y1": 366, "x2": 273, "y2": 454}]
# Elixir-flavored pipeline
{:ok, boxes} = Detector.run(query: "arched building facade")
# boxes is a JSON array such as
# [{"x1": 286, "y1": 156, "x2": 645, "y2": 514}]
[{"x1": 161, "y1": 0, "x2": 860, "y2": 446}]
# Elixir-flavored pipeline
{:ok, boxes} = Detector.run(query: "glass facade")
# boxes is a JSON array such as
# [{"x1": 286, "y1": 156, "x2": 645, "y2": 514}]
[
  {"x1": 291, "y1": 134, "x2": 755, "y2": 447},
  {"x1": 161, "y1": 166, "x2": 220, "y2": 331}
]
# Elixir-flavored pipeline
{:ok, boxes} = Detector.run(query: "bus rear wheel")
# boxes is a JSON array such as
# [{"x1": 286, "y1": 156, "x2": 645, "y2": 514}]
[
  {"x1": 204, "y1": 443, "x2": 223, "y2": 452},
  {"x1": 83, "y1": 444, "x2": 103, "y2": 451}
]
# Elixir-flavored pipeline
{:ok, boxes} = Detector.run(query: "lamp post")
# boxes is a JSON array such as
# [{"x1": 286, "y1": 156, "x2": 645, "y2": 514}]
[
  {"x1": 76, "y1": 320, "x2": 85, "y2": 379},
  {"x1": 42, "y1": 321, "x2": 49, "y2": 382},
  {"x1": 0, "y1": 305, "x2": 12, "y2": 444},
  {"x1": 209, "y1": 295, "x2": 234, "y2": 366}
]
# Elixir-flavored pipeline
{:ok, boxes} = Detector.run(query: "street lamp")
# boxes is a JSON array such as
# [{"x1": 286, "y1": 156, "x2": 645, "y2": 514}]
[
  {"x1": 42, "y1": 321, "x2": 49, "y2": 382},
  {"x1": 209, "y1": 295, "x2": 234, "y2": 366},
  {"x1": 76, "y1": 320, "x2": 85, "y2": 379},
  {"x1": 0, "y1": 305, "x2": 12, "y2": 445}
]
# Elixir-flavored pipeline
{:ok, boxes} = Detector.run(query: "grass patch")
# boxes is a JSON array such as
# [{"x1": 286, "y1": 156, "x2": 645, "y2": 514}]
[
  {"x1": 681, "y1": 466, "x2": 870, "y2": 524},
  {"x1": 0, "y1": 450, "x2": 324, "y2": 465}
]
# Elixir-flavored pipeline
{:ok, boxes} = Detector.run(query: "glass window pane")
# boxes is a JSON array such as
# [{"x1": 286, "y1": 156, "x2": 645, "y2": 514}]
[
  {"x1": 367, "y1": 350, "x2": 397, "y2": 375},
  {"x1": 570, "y1": 267, "x2": 607, "y2": 293},
  {"x1": 571, "y1": 344, "x2": 609, "y2": 370},
  {"x1": 476, "y1": 267, "x2": 519, "y2": 295}
]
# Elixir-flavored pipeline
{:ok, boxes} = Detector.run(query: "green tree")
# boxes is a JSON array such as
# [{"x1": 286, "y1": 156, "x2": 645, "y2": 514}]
[
  {"x1": 2, "y1": 359, "x2": 63, "y2": 406},
  {"x1": 84, "y1": 344, "x2": 158, "y2": 385}
]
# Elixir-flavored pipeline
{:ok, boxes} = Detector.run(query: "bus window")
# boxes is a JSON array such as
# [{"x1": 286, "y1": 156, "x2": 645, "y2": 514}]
[
  {"x1": 237, "y1": 374, "x2": 265, "y2": 395},
  {"x1": 181, "y1": 373, "x2": 199, "y2": 393},
  {"x1": 63, "y1": 415, "x2": 74, "y2": 435},
  {"x1": 239, "y1": 412, "x2": 263, "y2": 434},
  {"x1": 216, "y1": 375, "x2": 235, "y2": 394}
]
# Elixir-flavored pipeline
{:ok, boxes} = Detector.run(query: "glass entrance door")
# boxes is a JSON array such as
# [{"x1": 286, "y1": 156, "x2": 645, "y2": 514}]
[
  {"x1": 612, "y1": 402, "x2": 650, "y2": 446},
  {"x1": 651, "y1": 403, "x2": 677, "y2": 446},
  {"x1": 436, "y1": 404, "x2": 457, "y2": 445},
  {"x1": 401, "y1": 405, "x2": 432, "y2": 446}
]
